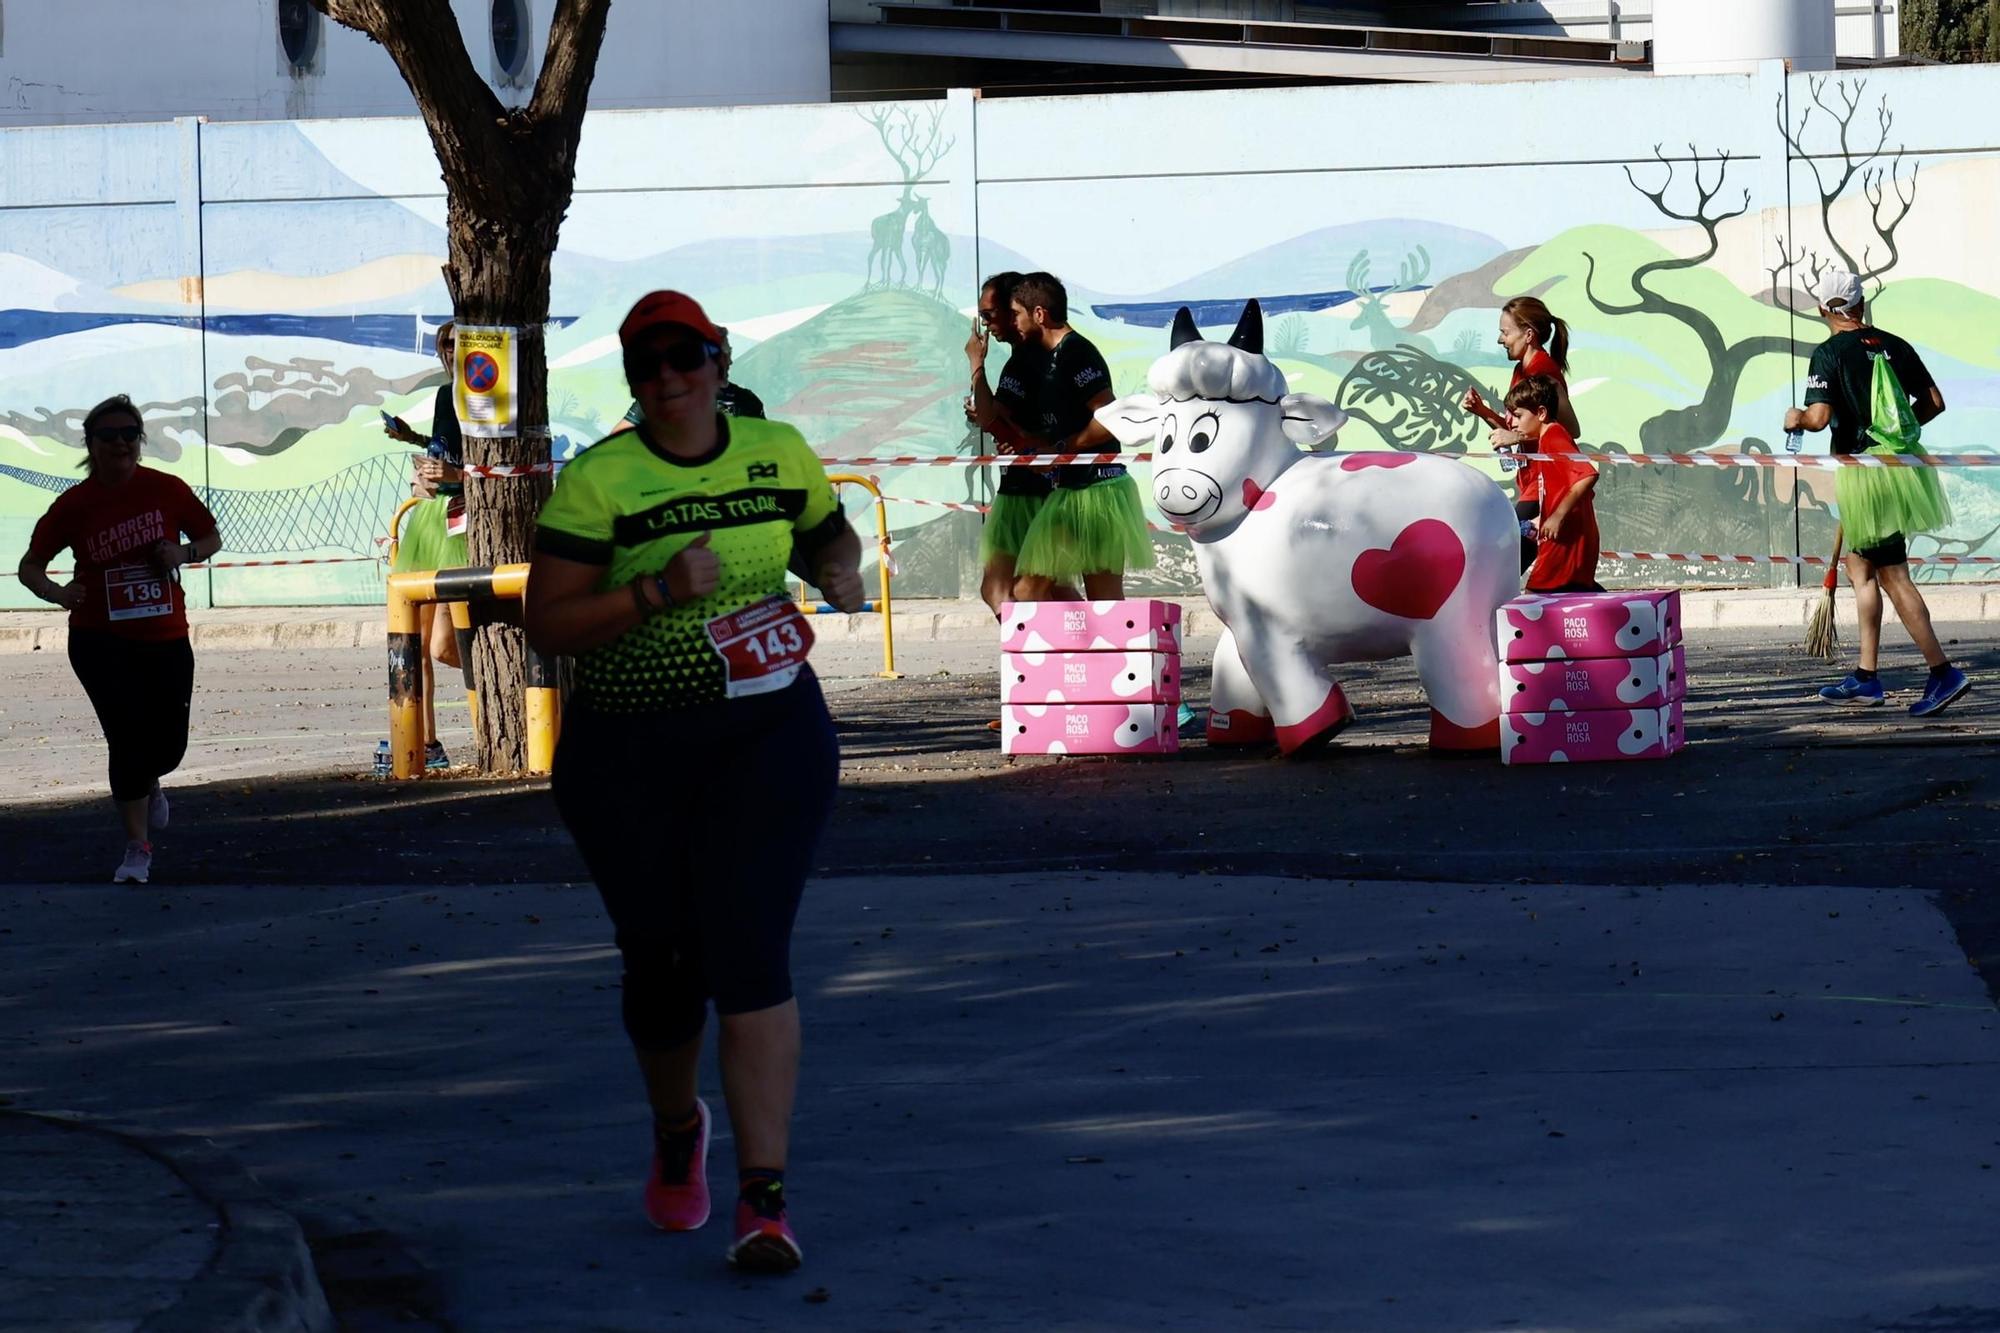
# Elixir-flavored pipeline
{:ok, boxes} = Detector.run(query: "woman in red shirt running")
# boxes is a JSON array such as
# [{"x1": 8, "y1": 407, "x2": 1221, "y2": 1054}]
[
  {"x1": 1461, "y1": 296, "x2": 1581, "y2": 571},
  {"x1": 16, "y1": 396, "x2": 222, "y2": 884}
]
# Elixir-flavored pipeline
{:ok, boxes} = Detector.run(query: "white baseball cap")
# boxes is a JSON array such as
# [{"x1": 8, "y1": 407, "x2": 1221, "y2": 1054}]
[{"x1": 1812, "y1": 266, "x2": 1865, "y2": 314}]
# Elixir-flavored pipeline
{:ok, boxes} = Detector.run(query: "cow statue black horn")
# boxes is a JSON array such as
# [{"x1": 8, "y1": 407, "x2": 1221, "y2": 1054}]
[{"x1": 1227, "y1": 299, "x2": 1263, "y2": 354}]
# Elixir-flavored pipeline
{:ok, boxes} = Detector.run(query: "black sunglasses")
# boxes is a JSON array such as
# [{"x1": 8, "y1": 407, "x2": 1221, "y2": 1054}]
[
  {"x1": 626, "y1": 340, "x2": 717, "y2": 382},
  {"x1": 90, "y1": 425, "x2": 143, "y2": 444}
]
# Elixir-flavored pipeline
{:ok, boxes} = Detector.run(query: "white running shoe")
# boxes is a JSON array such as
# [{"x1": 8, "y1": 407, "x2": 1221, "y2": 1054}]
[
  {"x1": 148, "y1": 785, "x2": 169, "y2": 830},
  {"x1": 113, "y1": 841, "x2": 152, "y2": 885}
]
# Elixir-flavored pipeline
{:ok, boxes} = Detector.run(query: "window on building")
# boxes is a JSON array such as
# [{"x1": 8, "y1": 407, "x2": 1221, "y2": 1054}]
[
  {"x1": 278, "y1": 0, "x2": 320, "y2": 71},
  {"x1": 492, "y1": 0, "x2": 530, "y2": 78}
]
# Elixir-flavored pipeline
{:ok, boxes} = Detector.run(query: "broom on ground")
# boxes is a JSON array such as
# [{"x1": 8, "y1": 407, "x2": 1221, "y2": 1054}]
[{"x1": 1805, "y1": 524, "x2": 1842, "y2": 660}]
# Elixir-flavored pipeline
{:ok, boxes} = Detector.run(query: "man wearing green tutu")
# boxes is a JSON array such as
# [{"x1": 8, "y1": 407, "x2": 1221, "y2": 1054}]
[
  {"x1": 1785, "y1": 266, "x2": 1970, "y2": 717},
  {"x1": 965, "y1": 271, "x2": 1076, "y2": 614},
  {"x1": 1007, "y1": 272, "x2": 1154, "y2": 599}
]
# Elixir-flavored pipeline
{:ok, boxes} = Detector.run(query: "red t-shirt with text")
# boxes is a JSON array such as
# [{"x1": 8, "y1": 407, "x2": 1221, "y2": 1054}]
[
  {"x1": 1524, "y1": 422, "x2": 1599, "y2": 592},
  {"x1": 1510, "y1": 348, "x2": 1564, "y2": 505},
  {"x1": 27, "y1": 467, "x2": 219, "y2": 641}
]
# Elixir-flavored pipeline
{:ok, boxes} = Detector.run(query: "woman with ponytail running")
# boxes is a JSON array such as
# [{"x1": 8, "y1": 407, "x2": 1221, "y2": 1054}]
[{"x1": 1462, "y1": 296, "x2": 1581, "y2": 572}]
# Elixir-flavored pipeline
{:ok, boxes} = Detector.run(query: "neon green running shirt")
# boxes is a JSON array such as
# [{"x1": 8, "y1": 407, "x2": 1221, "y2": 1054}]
[{"x1": 535, "y1": 416, "x2": 844, "y2": 712}]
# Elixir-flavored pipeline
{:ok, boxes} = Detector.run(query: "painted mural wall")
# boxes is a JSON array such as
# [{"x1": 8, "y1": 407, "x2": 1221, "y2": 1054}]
[{"x1": 3, "y1": 65, "x2": 1996, "y2": 611}]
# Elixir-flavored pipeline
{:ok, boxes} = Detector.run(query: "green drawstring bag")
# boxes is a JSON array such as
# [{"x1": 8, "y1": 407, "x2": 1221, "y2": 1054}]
[
  {"x1": 1865, "y1": 349, "x2": 1922, "y2": 450},
  {"x1": 1835, "y1": 345, "x2": 1950, "y2": 550}
]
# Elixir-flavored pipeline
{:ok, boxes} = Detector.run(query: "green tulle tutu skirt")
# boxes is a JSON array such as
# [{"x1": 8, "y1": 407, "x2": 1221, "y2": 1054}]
[
  {"x1": 1834, "y1": 443, "x2": 1952, "y2": 553},
  {"x1": 1015, "y1": 474, "x2": 1155, "y2": 584},
  {"x1": 391, "y1": 495, "x2": 470, "y2": 574},
  {"x1": 979, "y1": 490, "x2": 1046, "y2": 563}
]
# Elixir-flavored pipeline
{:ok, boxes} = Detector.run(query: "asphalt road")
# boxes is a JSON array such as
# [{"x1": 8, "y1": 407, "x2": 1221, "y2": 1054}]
[
  {"x1": 3, "y1": 623, "x2": 1998, "y2": 1330},
  {"x1": 3, "y1": 625, "x2": 1996, "y2": 988}
]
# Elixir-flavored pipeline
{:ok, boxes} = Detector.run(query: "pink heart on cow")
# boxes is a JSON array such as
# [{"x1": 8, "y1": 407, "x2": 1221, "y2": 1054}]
[
  {"x1": 1350, "y1": 518, "x2": 1465, "y2": 621},
  {"x1": 1241, "y1": 477, "x2": 1278, "y2": 511},
  {"x1": 1339, "y1": 453, "x2": 1415, "y2": 471}
]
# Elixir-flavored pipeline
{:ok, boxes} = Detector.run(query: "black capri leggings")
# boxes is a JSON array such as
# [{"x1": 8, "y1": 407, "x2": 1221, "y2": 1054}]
[
  {"x1": 552, "y1": 671, "x2": 841, "y2": 1052},
  {"x1": 67, "y1": 629, "x2": 196, "y2": 804}
]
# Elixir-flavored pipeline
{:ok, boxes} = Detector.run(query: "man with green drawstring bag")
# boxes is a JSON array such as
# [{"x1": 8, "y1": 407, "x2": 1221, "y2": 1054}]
[{"x1": 1785, "y1": 266, "x2": 1970, "y2": 718}]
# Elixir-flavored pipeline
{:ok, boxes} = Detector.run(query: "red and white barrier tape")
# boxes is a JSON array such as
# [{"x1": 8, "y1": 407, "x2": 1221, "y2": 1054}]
[
  {"x1": 1605, "y1": 550, "x2": 1999, "y2": 566},
  {"x1": 459, "y1": 462, "x2": 558, "y2": 477},
  {"x1": 5, "y1": 555, "x2": 385, "y2": 579},
  {"x1": 816, "y1": 450, "x2": 2000, "y2": 470},
  {"x1": 459, "y1": 450, "x2": 2000, "y2": 475}
]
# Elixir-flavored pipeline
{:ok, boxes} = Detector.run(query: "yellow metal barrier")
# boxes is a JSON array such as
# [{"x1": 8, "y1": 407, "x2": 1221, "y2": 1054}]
[
  {"x1": 388, "y1": 469, "x2": 896, "y2": 776},
  {"x1": 383, "y1": 494, "x2": 471, "y2": 753},
  {"x1": 795, "y1": 473, "x2": 900, "y2": 679},
  {"x1": 384, "y1": 563, "x2": 558, "y2": 779}
]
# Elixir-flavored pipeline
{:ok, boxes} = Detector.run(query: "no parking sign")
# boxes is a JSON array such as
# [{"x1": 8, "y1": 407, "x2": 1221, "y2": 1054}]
[{"x1": 454, "y1": 325, "x2": 519, "y2": 438}]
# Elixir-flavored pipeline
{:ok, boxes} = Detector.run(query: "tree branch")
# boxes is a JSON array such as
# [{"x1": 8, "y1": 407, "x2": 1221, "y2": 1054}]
[
  {"x1": 529, "y1": 0, "x2": 612, "y2": 131},
  {"x1": 310, "y1": 0, "x2": 512, "y2": 193}
]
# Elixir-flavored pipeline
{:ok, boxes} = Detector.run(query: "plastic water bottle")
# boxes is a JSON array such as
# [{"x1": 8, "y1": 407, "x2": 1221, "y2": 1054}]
[
  {"x1": 373, "y1": 740, "x2": 391, "y2": 778},
  {"x1": 1784, "y1": 429, "x2": 1804, "y2": 455}
]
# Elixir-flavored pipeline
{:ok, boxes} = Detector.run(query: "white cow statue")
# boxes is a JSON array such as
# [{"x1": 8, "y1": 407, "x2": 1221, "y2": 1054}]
[{"x1": 1095, "y1": 301, "x2": 1519, "y2": 755}]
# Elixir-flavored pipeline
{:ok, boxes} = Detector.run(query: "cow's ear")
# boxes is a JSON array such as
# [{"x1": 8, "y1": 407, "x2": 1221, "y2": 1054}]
[
  {"x1": 1095, "y1": 392, "x2": 1166, "y2": 449},
  {"x1": 1279, "y1": 393, "x2": 1347, "y2": 449}
]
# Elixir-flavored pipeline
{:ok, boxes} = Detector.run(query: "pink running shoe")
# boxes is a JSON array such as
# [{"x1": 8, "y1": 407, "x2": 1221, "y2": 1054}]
[
  {"x1": 727, "y1": 1183, "x2": 803, "y2": 1273},
  {"x1": 643, "y1": 1099, "x2": 710, "y2": 1231}
]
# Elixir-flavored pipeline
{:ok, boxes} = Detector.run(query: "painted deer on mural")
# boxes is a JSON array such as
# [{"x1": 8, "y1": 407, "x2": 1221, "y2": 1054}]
[
  {"x1": 1096, "y1": 301, "x2": 1519, "y2": 755},
  {"x1": 858, "y1": 104, "x2": 955, "y2": 291},
  {"x1": 910, "y1": 196, "x2": 950, "y2": 297},
  {"x1": 867, "y1": 196, "x2": 916, "y2": 289},
  {"x1": 1346, "y1": 247, "x2": 1435, "y2": 355}
]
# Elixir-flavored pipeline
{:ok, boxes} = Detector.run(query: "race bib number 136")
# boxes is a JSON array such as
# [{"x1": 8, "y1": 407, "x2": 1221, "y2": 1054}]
[
  {"x1": 105, "y1": 564, "x2": 173, "y2": 622},
  {"x1": 704, "y1": 595, "x2": 815, "y2": 699}
]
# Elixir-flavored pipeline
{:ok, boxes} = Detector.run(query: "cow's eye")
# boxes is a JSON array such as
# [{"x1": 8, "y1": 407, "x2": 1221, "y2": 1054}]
[
  {"x1": 1189, "y1": 411, "x2": 1220, "y2": 454},
  {"x1": 1157, "y1": 414, "x2": 1178, "y2": 455}
]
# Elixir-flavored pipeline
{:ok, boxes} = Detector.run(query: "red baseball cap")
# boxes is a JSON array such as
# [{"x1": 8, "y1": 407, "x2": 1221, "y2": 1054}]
[{"x1": 618, "y1": 290, "x2": 722, "y2": 348}]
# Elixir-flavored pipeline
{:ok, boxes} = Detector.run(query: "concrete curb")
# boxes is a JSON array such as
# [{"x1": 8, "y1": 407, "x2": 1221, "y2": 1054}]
[
  {"x1": 5, "y1": 1110, "x2": 333, "y2": 1333},
  {"x1": 1, "y1": 586, "x2": 1994, "y2": 655}
]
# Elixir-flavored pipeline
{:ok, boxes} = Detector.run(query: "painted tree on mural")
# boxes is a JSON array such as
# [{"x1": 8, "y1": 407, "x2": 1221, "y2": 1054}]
[
  {"x1": 1770, "y1": 77, "x2": 1918, "y2": 312},
  {"x1": 309, "y1": 0, "x2": 610, "y2": 772},
  {"x1": 1581, "y1": 145, "x2": 1791, "y2": 453},
  {"x1": 1584, "y1": 81, "x2": 1915, "y2": 453}
]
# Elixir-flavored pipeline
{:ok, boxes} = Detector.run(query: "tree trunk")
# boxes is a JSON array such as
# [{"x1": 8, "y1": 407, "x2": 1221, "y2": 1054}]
[
  {"x1": 311, "y1": 0, "x2": 609, "y2": 773},
  {"x1": 445, "y1": 201, "x2": 563, "y2": 773}
]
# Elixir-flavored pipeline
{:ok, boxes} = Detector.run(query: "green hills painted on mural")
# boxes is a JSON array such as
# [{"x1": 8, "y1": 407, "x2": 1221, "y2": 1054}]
[{"x1": 734, "y1": 289, "x2": 968, "y2": 461}]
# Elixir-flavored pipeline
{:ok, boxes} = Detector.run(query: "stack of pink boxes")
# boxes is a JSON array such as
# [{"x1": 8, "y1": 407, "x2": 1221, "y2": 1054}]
[
  {"x1": 1496, "y1": 589, "x2": 1687, "y2": 765},
  {"x1": 998, "y1": 600, "x2": 1183, "y2": 756}
]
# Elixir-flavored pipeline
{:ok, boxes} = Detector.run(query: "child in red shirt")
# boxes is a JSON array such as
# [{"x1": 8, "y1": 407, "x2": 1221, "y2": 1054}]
[
  {"x1": 1504, "y1": 374, "x2": 1601, "y2": 593},
  {"x1": 1462, "y1": 297, "x2": 1580, "y2": 571}
]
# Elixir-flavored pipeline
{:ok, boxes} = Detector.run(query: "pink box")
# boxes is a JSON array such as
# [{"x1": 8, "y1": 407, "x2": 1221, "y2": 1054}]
[
  {"x1": 1001, "y1": 651, "x2": 1181, "y2": 705},
  {"x1": 1500, "y1": 645, "x2": 1687, "y2": 714},
  {"x1": 1501, "y1": 702, "x2": 1686, "y2": 765},
  {"x1": 1498, "y1": 590, "x2": 1682, "y2": 662},
  {"x1": 1000, "y1": 703, "x2": 1180, "y2": 756},
  {"x1": 999, "y1": 600, "x2": 1183, "y2": 655}
]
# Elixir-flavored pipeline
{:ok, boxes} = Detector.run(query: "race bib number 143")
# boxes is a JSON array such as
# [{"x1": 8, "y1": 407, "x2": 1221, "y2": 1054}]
[{"x1": 704, "y1": 595, "x2": 815, "y2": 699}]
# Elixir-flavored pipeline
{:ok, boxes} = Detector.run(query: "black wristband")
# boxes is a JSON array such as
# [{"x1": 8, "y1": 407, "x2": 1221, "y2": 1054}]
[
  {"x1": 182, "y1": 542, "x2": 198, "y2": 565},
  {"x1": 630, "y1": 579, "x2": 653, "y2": 618},
  {"x1": 653, "y1": 573, "x2": 675, "y2": 609}
]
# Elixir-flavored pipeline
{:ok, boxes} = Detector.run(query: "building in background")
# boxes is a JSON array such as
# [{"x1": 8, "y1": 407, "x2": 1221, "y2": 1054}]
[
  {"x1": 831, "y1": 1, "x2": 1904, "y2": 98},
  {"x1": 0, "y1": 0, "x2": 830, "y2": 127},
  {"x1": 0, "y1": 1, "x2": 1908, "y2": 128}
]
